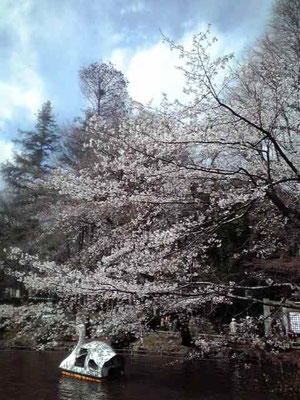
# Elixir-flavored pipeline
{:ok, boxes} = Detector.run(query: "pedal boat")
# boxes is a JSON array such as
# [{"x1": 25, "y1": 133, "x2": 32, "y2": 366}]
[{"x1": 59, "y1": 322, "x2": 124, "y2": 382}]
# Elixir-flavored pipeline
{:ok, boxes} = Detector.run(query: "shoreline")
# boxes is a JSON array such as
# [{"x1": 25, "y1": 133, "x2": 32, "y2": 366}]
[{"x1": 1, "y1": 339, "x2": 300, "y2": 371}]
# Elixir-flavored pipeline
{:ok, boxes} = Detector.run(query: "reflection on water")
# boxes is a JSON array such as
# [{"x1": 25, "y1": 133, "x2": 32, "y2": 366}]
[
  {"x1": 59, "y1": 377, "x2": 109, "y2": 400},
  {"x1": 0, "y1": 350, "x2": 298, "y2": 400}
]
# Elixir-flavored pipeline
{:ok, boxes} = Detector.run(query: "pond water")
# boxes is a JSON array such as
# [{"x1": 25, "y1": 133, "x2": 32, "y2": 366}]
[{"x1": 0, "y1": 351, "x2": 298, "y2": 400}]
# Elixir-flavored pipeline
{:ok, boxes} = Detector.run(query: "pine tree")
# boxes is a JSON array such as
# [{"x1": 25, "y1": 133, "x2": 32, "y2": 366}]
[
  {"x1": 0, "y1": 102, "x2": 60, "y2": 256},
  {"x1": 1, "y1": 101, "x2": 59, "y2": 189}
]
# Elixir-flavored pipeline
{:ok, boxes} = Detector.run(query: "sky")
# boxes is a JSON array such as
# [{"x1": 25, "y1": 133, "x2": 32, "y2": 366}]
[{"x1": 0, "y1": 0, "x2": 274, "y2": 167}]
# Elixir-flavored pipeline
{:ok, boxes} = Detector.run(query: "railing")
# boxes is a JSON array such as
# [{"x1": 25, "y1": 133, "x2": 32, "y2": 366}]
[{"x1": 194, "y1": 333, "x2": 225, "y2": 339}]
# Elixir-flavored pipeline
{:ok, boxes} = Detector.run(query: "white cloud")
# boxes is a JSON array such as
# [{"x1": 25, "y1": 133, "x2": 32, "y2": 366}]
[
  {"x1": 125, "y1": 24, "x2": 247, "y2": 106},
  {"x1": 127, "y1": 42, "x2": 186, "y2": 105},
  {"x1": 0, "y1": 0, "x2": 44, "y2": 125},
  {"x1": 0, "y1": 139, "x2": 14, "y2": 164},
  {"x1": 0, "y1": 78, "x2": 43, "y2": 123},
  {"x1": 110, "y1": 48, "x2": 127, "y2": 72},
  {"x1": 120, "y1": 1, "x2": 146, "y2": 15}
]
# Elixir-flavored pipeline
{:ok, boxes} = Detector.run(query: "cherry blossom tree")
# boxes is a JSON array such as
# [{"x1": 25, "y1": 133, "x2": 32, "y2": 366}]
[{"x1": 2, "y1": 0, "x2": 299, "y2": 344}]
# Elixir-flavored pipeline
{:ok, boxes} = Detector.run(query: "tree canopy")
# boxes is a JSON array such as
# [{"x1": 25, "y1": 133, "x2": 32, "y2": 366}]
[{"x1": 79, "y1": 61, "x2": 129, "y2": 120}]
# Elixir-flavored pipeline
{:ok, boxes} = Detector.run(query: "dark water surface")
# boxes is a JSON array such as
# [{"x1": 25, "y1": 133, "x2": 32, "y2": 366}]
[{"x1": 0, "y1": 351, "x2": 297, "y2": 400}]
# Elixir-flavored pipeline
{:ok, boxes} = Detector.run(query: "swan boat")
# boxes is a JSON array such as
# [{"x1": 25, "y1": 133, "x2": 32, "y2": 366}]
[{"x1": 59, "y1": 322, "x2": 124, "y2": 382}]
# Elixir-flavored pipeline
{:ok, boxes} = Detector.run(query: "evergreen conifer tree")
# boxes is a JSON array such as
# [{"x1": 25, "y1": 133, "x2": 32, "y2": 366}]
[
  {"x1": 0, "y1": 101, "x2": 60, "y2": 257},
  {"x1": 1, "y1": 101, "x2": 59, "y2": 189}
]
